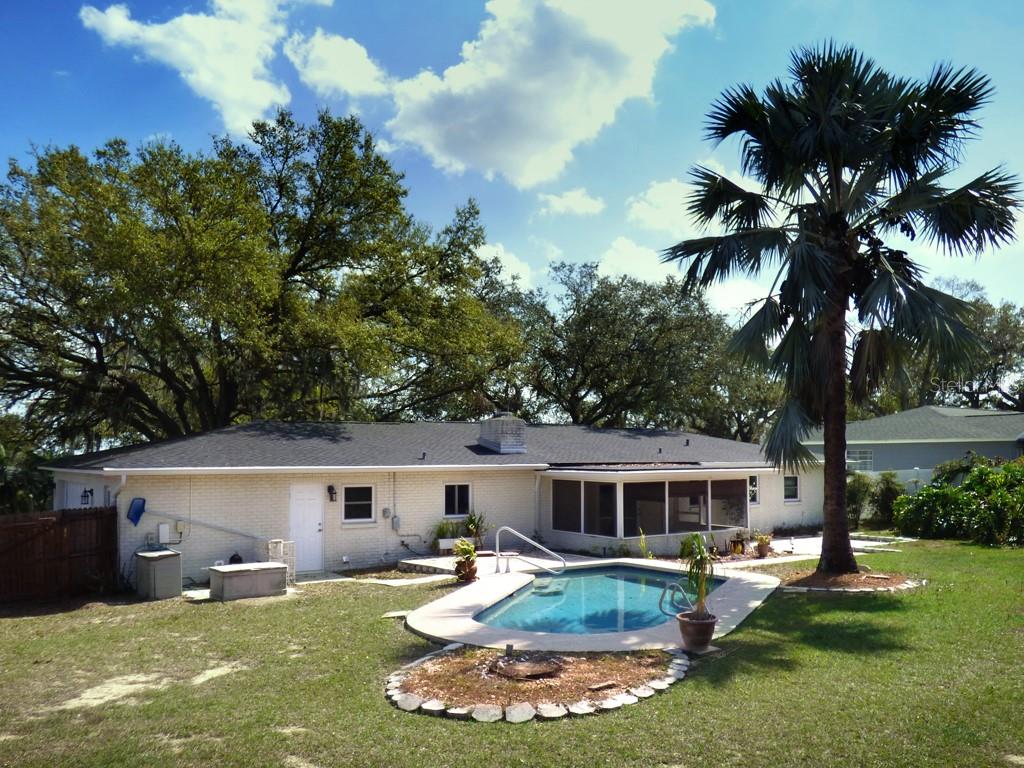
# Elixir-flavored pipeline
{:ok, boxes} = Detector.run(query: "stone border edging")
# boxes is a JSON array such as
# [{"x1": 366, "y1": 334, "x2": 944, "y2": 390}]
[
  {"x1": 780, "y1": 578, "x2": 926, "y2": 594},
  {"x1": 384, "y1": 644, "x2": 693, "y2": 722}
]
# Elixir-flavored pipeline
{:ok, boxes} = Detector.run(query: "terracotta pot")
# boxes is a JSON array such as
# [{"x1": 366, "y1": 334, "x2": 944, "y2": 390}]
[
  {"x1": 677, "y1": 611, "x2": 717, "y2": 652},
  {"x1": 454, "y1": 560, "x2": 477, "y2": 582},
  {"x1": 756, "y1": 541, "x2": 770, "y2": 558}
]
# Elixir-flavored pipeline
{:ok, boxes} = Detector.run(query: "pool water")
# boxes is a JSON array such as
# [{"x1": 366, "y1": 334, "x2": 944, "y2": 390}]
[{"x1": 475, "y1": 566, "x2": 722, "y2": 634}]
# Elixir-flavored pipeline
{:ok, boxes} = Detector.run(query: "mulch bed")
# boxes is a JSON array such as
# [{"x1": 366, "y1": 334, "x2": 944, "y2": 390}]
[
  {"x1": 399, "y1": 648, "x2": 667, "y2": 707},
  {"x1": 783, "y1": 571, "x2": 910, "y2": 589}
]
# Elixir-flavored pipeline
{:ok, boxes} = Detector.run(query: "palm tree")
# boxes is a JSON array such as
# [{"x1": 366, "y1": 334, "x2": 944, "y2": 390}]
[{"x1": 664, "y1": 43, "x2": 1019, "y2": 573}]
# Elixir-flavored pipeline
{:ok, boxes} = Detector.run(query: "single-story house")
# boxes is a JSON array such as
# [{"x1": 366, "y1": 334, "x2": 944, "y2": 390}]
[
  {"x1": 46, "y1": 414, "x2": 824, "y2": 584},
  {"x1": 803, "y1": 405, "x2": 1024, "y2": 488}
]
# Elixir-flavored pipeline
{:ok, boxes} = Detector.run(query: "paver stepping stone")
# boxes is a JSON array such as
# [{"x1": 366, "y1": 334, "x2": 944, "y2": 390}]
[
  {"x1": 568, "y1": 701, "x2": 596, "y2": 716},
  {"x1": 505, "y1": 703, "x2": 536, "y2": 723},
  {"x1": 536, "y1": 703, "x2": 568, "y2": 720},
  {"x1": 670, "y1": 668, "x2": 687, "y2": 680},
  {"x1": 629, "y1": 685, "x2": 655, "y2": 699},
  {"x1": 421, "y1": 699, "x2": 446, "y2": 716},
  {"x1": 395, "y1": 693, "x2": 423, "y2": 712},
  {"x1": 647, "y1": 679, "x2": 669, "y2": 691},
  {"x1": 445, "y1": 706, "x2": 471, "y2": 720},
  {"x1": 661, "y1": 675, "x2": 678, "y2": 686},
  {"x1": 616, "y1": 693, "x2": 639, "y2": 706},
  {"x1": 598, "y1": 697, "x2": 622, "y2": 711},
  {"x1": 471, "y1": 704, "x2": 503, "y2": 723}
]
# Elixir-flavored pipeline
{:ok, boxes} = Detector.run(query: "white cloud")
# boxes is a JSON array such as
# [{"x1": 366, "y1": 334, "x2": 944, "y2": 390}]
[
  {"x1": 705, "y1": 278, "x2": 769, "y2": 322},
  {"x1": 529, "y1": 236, "x2": 564, "y2": 262},
  {"x1": 386, "y1": 0, "x2": 715, "y2": 188},
  {"x1": 537, "y1": 187, "x2": 605, "y2": 216},
  {"x1": 597, "y1": 236, "x2": 679, "y2": 283},
  {"x1": 80, "y1": 0, "x2": 331, "y2": 134},
  {"x1": 477, "y1": 243, "x2": 534, "y2": 288},
  {"x1": 626, "y1": 156, "x2": 761, "y2": 241},
  {"x1": 596, "y1": 236, "x2": 769, "y2": 321},
  {"x1": 284, "y1": 28, "x2": 390, "y2": 99}
]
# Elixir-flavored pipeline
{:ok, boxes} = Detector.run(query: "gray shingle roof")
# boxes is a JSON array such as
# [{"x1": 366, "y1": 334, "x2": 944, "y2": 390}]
[
  {"x1": 802, "y1": 406, "x2": 1024, "y2": 445},
  {"x1": 47, "y1": 421, "x2": 767, "y2": 472}
]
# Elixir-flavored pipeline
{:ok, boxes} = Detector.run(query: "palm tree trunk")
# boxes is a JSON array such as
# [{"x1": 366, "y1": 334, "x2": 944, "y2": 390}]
[{"x1": 817, "y1": 300, "x2": 859, "y2": 574}]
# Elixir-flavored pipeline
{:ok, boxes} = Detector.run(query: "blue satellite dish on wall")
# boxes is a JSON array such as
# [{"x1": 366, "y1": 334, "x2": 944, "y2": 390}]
[{"x1": 127, "y1": 497, "x2": 146, "y2": 526}]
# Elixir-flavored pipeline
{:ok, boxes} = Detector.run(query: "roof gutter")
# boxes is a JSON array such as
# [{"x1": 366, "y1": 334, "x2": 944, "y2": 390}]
[{"x1": 80, "y1": 463, "x2": 551, "y2": 476}]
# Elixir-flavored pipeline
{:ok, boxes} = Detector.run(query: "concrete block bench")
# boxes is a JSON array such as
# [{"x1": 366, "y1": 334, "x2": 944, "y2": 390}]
[{"x1": 209, "y1": 561, "x2": 287, "y2": 601}]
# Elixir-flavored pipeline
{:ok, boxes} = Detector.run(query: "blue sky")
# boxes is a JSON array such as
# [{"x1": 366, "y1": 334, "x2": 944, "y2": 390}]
[{"x1": 2, "y1": 0, "x2": 1023, "y2": 316}]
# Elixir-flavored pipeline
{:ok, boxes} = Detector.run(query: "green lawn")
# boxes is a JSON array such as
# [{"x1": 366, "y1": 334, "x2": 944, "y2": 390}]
[{"x1": 1, "y1": 541, "x2": 1022, "y2": 768}]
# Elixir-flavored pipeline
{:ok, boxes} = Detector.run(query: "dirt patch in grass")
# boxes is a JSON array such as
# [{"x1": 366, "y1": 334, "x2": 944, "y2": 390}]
[
  {"x1": 784, "y1": 571, "x2": 910, "y2": 589},
  {"x1": 52, "y1": 673, "x2": 173, "y2": 710},
  {"x1": 335, "y1": 567, "x2": 442, "y2": 581},
  {"x1": 399, "y1": 649, "x2": 668, "y2": 707}
]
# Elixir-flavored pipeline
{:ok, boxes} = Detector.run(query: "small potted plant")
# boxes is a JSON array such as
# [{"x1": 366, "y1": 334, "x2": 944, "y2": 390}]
[
  {"x1": 453, "y1": 538, "x2": 477, "y2": 582},
  {"x1": 464, "y1": 510, "x2": 489, "y2": 549},
  {"x1": 677, "y1": 532, "x2": 717, "y2": 652},
  {"x1": 754, "y1": 530, "x2": 772, "y2": 558}
]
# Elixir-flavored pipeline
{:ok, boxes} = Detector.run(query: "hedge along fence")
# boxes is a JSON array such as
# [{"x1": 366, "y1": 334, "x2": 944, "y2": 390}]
[{"x1": 893, "y1": 460, "x2": 1024, "y2": 546}]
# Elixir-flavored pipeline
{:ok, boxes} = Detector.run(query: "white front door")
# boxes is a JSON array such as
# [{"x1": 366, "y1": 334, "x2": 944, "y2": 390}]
[{"x1": 289, "y1": 483, "x2": 324, "y2": 572}]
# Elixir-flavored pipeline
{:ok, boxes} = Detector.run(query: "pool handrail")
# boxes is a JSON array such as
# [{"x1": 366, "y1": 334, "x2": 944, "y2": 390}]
[
  {"x1": 658, "y1": 580, "x2": 694, "y2": 618},
  {"x1": 493, "y1": 526, "x2": 566, "y2": 575}
]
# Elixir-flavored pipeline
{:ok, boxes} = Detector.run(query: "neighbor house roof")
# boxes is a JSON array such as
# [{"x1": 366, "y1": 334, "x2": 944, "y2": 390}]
[
  {"x1": 803, "y1": 406, "x2": 1024, "y2": 445},
  {"x1": 46, "y1": 420, "x2": 769, "y2": 475}
]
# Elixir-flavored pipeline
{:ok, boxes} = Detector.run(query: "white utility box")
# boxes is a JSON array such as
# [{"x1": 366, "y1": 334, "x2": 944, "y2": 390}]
[
  {"x1": 209, "y1": 561, "x2": 287, "y2": 601},
  {"x1": 135, "y1": 548, "x2": 182, "y2": 600}
]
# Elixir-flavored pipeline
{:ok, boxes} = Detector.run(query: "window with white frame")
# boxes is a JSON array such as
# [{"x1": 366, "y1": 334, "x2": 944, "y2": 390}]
[
  {"x1": 847, "y1": 449, "x2": 874, "y2": 472},
  {"x1": 444, "y1": 483, "x2": 471, "y2": 517},
  {"x1": 783, "y1": 475, "x2": 800, "y2": 502},
  {"x1": 748, "y1": 475, "x2": 760, "y2": 504},
  {"x1": 343, "y1": 486, "x2": 374, "y2": 521}
]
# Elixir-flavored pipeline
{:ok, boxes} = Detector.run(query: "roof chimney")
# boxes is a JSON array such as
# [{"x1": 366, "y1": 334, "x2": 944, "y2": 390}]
[{"x1": 478, "y1": 412, "x2": 527, "y2": 454}]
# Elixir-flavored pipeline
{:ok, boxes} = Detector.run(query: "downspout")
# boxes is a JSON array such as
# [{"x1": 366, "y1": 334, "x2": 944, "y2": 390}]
[{"x1": 110, "y1": 472, "x2": 128, "y2": 505}]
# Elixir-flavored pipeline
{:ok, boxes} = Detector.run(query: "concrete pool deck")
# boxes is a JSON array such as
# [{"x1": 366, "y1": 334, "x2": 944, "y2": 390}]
[{"x1": 403, "y1": 558, "x2": 780, "y2": 652}]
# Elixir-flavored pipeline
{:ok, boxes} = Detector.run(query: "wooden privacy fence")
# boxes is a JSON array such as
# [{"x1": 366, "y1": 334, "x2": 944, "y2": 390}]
[{"x1": 0, "y1": 507, "x2": 118, "y2": 602}]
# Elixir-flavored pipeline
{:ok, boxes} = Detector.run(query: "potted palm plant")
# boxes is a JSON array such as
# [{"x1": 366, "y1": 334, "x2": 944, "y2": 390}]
[
  {"x1": 677, "y1": 533, "x2": 717, "y2": 652},
  {"x1": 452, "y1": 538, "x2": 477, "y2": 582}
]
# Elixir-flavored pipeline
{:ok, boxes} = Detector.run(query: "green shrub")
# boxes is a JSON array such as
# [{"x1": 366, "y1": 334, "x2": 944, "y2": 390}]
[
  {"x1": 846, "y1": 472, "x2": 875, "y2": 530},
  {"x1": 869, "y1": 471, "x2": 904, "y2": 528},
  {"x1": 893, "y1": 459, "x2": 1024, "y2": 545},
  {"x1": 930, "y1": 452, "x2": 999, "y2": 486}
]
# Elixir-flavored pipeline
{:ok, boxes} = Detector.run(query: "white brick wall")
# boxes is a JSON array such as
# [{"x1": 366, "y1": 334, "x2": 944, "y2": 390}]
[
  {"x1": 52, "y1": 463, "x2": 823, "y2": 584},
  {"x1": 55, "y1": 468, "x2": 537, "y2": 584}
]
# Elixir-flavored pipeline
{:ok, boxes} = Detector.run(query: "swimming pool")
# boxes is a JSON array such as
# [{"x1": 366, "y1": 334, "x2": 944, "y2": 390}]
[{"x1": 475, "y1": 565, "x2": 723, "y2": 634}]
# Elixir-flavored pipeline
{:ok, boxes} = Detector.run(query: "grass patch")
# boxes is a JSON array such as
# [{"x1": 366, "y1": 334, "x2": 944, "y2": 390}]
[{"x1": 0, "y1": 541, "x2": 1022, "y2": 767}]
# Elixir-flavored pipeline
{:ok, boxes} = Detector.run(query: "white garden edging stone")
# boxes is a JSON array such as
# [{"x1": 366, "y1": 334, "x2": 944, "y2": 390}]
[{"x1": 385, "y1": 646, "x2": 697, "y2": 722}]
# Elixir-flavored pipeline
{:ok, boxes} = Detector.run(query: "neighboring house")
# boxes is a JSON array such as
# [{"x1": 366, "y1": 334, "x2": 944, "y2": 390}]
[
  {"x1": 803, "y1": 406, "x2": 1024, "y2": 488},
  {"x1": 46, "y1": 414, "x2": 824, "y2": 584}
]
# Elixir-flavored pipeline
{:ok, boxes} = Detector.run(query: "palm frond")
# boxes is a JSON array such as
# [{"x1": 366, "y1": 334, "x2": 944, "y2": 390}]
[
  {"x1": 687, "y1": 166, "x2": 776, "y2": 230},
  {"x1": 911, "y1": 168, "x2": 1020, "y2": 255},
  {"x1": 726, "y1": 297, "x2": 784, "y2": 367},
  {"x1": 858, "y1": 269, "x2": 983, "y2": 374},
  {"x1": 705, "y1": 84, "x2": 767, "y2": 147},
  {"x1": 662, "y1": 227, "x2": 791, "y2": 290},
  {"x1": 762, "y1": 398, "x2": 819, "y2": 471},
  {"x1": 888, "y1": 63, "x2": 993, "y2": 181},
  {"x1": 849, "y1": 328, "x2": 907, "y2": 403}
]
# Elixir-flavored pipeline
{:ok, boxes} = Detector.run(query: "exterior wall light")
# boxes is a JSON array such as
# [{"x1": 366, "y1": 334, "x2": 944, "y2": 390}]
[{"x1": 327, "y1": 485, "x2": 337, "y2": 502}]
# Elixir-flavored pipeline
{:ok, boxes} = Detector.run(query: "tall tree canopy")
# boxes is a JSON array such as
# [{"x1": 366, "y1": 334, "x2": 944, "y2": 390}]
[
  {"x1": 665, "y1": 43, "x2": 1020, "y2": 573},
  {"x1": 478, "y1": 262, "x2": 781, "y2": 437},
  {"x1": 0, "y1": 111, "x2": 519, "y2": 447}
]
